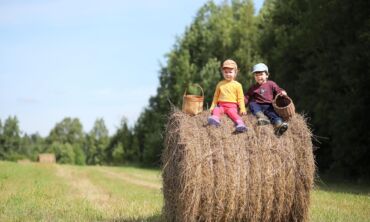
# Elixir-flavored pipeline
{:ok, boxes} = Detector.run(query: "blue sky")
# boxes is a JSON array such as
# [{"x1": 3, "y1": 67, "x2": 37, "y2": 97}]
[{"x1": 0, "y1": 0, "x2": 264, "y2": 136}]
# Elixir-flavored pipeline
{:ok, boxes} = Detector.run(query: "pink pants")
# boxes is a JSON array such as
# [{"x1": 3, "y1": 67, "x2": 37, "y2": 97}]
[{"x1": 211, "y1": 102, "x2": 243, "y2": 124}]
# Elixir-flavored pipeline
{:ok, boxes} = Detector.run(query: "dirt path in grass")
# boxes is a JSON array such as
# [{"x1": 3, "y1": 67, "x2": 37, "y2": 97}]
[
  {"x1": 97, "y1": 168, "x2": 162, "y2": 190},
  {"x1": 55, "y1": 165, "x2": 114, "y2": 214}
]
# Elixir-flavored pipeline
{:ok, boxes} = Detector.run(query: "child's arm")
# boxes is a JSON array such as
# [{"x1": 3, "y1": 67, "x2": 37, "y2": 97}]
[
  {"x1": 271, "y1": 81, "x2": 287, "y2": 96},
  {"x1": 244, "y1": 86, "x2": 253, "y2": 105},
  {"x1": 237, "y1": 84, "x2": 246, "y2": 115},
  {"x1": 210, "y1": 84, "x2": 221, "y2": 111}
]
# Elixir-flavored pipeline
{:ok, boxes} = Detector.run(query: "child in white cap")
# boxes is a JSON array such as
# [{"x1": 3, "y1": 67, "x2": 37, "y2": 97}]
[
  {"x1": 244, "y1": 63, "x2": 288, "y2": 136},
  {"x1": 208, "y1": 59, "x2": 247, "y2": 132}
]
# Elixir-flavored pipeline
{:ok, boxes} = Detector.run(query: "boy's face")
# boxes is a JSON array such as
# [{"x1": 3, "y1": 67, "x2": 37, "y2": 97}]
[
  {"x1": 222, "y1": 67, "x2": 236, "y2": 81},
  {"x1": 254, "y1": 71, "x2": 268, "y2": 84}
]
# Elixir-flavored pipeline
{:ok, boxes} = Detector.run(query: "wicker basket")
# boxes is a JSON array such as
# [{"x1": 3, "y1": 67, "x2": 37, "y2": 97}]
[
  {"x1": 182, "y1": 84, "x2": 204, "y2": 115},
  {"x1": 272, "y1": 94, "x2": 295, "y2": 121}
]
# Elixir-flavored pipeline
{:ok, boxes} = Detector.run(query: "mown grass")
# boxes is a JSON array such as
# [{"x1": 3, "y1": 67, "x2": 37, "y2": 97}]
[
  {"x1": 0, "y1": 161, "x2": 102, "y2": 222},
  {"x1": 82, "y1": 165, "x2": 163, "y2": 221},
  {"x1": 99, "y1": 165, "x2": 161, "y2": 184},
  {"x1": 1, "y1": 160, "x2": 369, "y2": 222}
]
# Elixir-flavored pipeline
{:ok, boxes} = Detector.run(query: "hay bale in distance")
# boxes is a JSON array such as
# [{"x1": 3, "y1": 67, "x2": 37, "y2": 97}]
[
  {"x1": 162, "y1": 110, "x2": 315, "y2": 222},
  {"x1": 38, "y1": 153, "x2": 56, "y2": 163}
]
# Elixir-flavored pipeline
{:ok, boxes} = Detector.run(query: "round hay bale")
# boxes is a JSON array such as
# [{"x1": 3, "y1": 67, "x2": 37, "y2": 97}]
[
  {"x1": 38, "y1": 153, "x2": 56, "y2": 164},
  {"x1": 162, "y1": 110, "x2": 315, "y2": 222}
]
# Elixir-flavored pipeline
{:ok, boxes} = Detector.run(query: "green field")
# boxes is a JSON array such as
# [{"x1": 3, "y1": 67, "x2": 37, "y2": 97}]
[{"x1": 0, "y1": 161, "x2": 369, "y2": 222}]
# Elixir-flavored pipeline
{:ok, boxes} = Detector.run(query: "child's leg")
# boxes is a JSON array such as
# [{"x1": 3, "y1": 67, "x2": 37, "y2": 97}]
[
  {"x1": 263, "y1": 105, "x2": 282, "y2": 124},
  {"x1": 264, "y1": 105, "x2": 288, "y2": 136},
  {"x1": 224, "y1": 106, "x2": 242, "y2": 123},
  {"x1": 224, "y1": 105, "x2": 247, "y2": 132},
  {"x1": 248, "y1": 101, "x2": 262, "y2": 115},
  {"x1": 250, "y1": 102, "x2": 270, "y2": 125},
  {"x1": 208, "y1": 105, "x2": 224, "y2": 126},
  {"x1": 211, "y1": 106, "x2": 225, "y2": 120}
]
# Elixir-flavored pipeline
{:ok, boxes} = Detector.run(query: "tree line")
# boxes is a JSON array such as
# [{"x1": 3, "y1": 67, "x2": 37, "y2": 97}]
[
  {"x1": 1, "y1": 0, "x2": 369, "y2": 179},
  {"x1": 0, "y1": 116, "x2": 137, "y2": 165}
]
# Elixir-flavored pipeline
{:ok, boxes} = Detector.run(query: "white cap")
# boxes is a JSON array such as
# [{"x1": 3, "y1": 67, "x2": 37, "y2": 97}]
[{"x1": 252, "y1": 63, "x2": 269, "y2": 74}]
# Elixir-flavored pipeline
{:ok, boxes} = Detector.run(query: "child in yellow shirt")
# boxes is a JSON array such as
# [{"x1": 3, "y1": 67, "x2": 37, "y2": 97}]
[{"x1": 208, "y1": 59, "x2": 247, "y2": 132}]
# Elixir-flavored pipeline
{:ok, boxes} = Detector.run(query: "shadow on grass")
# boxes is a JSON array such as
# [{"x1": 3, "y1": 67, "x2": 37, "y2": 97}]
[
  {"x1": 104, "y1": 214, "x2": 164, "y2": 222},
  {"x1": 315, "y1": 175, "x2": 370, "y2": 195}
]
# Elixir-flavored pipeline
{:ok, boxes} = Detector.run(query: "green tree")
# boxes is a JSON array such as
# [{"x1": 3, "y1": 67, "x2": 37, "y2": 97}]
[
  {"x1": 48, "y1": 142, "x2": 75, "y2": 164},
  {"x1": 84, "y1": 118, "x2": 109, "y2": 165},
  {"x1": 134, "y1": 109, "x2": 164, "y2": 165},
  {"x1": 0, "y1": 117, "x2": 45, "y2": 161},
  {"x1": 47, "y1": 117, "x2": 84, "y2": 145},
  {"x1": 112, "y1": 143, "x2": 124, "y2": 164},
  {"x1": 46, "y1": 117, "x2": 85, "y2": 164},
  {"x1": 29, "y1": 133, "x2": 45, "y2": 161},
  {"x1": 19, "y1": 134, "x2": 32, "y2": 159},
  {"x1": 0, "y1": 119, "x2": 3, "y2": 158},
  {"x1": 106, "y1": 117, "x2": 137, "y2": 164},
  {"x1": 0, "y1": 116, "x2": 21, "y2": 160}
]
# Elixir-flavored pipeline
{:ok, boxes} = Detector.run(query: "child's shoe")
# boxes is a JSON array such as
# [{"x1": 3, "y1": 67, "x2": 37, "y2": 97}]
[
  {"x1": 256, "y1": 112, "x2": 270, "y2": 125},
  {"x1": 274, "y1": 122, "x2": 288, "y2": 136},
  {"x1": 208, "y1": 116, "x2": 220, "y2": 126},
  {"x1": 235, "y1": 120, "x2": 248, "y2": 132},
  {"x1": 236, "y1": 123, "x2": 248, "y2": 132}
]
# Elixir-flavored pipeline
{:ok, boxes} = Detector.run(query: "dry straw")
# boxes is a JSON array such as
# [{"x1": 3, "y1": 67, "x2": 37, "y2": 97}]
[{"x1": 162, "y1": 110, "x2": 315, "y2": 222}]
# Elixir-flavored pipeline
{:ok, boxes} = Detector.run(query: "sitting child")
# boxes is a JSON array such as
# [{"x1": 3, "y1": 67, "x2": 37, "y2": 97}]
[
  {"x1": 244, "y1": 63, "x2": 288, "y2": 136},
  {"x1": 208, "y1": 59, "x2": 247, "y2": 132}
]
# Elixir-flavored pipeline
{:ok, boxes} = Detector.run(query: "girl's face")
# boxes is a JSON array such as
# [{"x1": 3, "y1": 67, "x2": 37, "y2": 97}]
[
  {"x1": 222, "y1": 68, "x2": 236, "y2": 81},
  {"x1": 254, "y1": 71, "x2": 268, "y2": 84}
]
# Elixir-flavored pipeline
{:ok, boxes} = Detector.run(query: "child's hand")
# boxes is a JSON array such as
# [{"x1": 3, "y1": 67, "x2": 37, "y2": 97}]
[{"x1": 240, "y1": 111, "x2": 246, "y2": 116}]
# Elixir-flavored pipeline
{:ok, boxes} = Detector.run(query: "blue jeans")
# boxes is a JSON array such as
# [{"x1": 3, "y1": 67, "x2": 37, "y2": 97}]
[{"x1": 249, "y1": 101, "x2": 282, "y2": 124}]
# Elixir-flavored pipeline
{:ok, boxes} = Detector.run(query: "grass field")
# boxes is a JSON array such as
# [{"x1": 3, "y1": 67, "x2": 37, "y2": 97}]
[{"x1": 0, "y1": 161, "x2": 369, "y2": 222}]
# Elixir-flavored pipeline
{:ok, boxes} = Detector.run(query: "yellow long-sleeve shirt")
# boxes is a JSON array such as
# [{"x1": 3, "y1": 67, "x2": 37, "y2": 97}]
[{"x1": 210, "y1": 80, "x2": 246, "y2": 113}]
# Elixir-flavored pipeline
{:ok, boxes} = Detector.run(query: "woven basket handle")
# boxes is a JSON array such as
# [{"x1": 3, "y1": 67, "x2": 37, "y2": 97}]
[
  {"x1": 275, "y1": 92, "x2": 290, "y2": 102},
  {"x1": 274, "y1": 92, "x2": 293, "y2": 106},
  {"x1": 183, "y1": 84, "x2": 204, "y2": 97}
]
